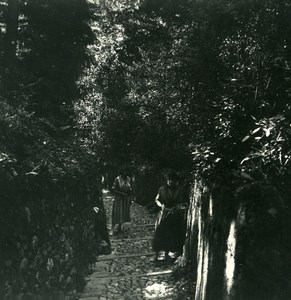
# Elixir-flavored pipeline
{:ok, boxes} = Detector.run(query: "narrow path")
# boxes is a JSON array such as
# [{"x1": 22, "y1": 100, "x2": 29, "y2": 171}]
[{"x1": 80, "y1": 191, "x2": 188, "y2": 300}]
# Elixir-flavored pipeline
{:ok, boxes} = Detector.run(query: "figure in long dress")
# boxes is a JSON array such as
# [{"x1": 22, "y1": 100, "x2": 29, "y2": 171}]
[
  {"x1": 152, "y1": 171, "x2": 188, "y2": 262},
  {"x1": 111, "y1": 167, "x2": 133, "y2": 235}
]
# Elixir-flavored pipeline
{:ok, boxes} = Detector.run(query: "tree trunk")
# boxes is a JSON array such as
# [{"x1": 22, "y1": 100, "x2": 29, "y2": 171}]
[{"x1": 5, "y1": 0, "x2": 19, "y2": 64}]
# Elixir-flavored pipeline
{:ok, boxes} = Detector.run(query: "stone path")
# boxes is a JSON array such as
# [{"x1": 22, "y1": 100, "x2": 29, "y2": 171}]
[{"x1": 80, "y1": 191, "x2": 192, "y2": 300}]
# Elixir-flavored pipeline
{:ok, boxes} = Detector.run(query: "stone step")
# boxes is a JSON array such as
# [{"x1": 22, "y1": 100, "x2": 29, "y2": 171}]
[
  {"x1": 133, "y1": 223, "x2": 155, "y2": 227},
  {"x1": 97, "y1": 252, "x2": 155, "y2": 261},
  {"x1": 111, "y1": 236, "x2": 152, "y2": 243},
  {"x1": 81, "y1": 293, "x2": 175, "y2": 299},
  {"x1": 90, "y1": 269, "x2": 173, "y2": 279},
  {"x1": 81, "y1": 294, "x2": 174, "y2": 300}
]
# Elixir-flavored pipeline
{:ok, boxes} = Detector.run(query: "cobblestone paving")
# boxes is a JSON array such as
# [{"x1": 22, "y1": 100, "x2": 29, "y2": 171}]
[{"x1": 80, "y1": 191, "x2": 190, "y2": 300}]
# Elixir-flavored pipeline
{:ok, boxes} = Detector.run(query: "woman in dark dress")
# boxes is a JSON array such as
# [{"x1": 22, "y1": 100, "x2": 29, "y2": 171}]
[{"x1": 152, "y1": 171, "x2": 188, "y2": 262}]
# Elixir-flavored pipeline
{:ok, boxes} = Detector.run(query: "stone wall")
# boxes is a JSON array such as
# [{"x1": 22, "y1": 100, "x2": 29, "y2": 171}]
[{"x1": 184, "y1": 179, "x2": 291, "y2": 300}]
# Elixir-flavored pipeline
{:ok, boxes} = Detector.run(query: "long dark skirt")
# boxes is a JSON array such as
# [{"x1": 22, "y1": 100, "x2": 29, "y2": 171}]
[
  {"x1": 152, "y1": 206, "x2": 187, "y2": 253},
  {"x1": 94, "y1": 208, "x2": 111, "y2": 247},
  {"x1": 112, "y1": 195, "x2": 131, "y2": 227}
]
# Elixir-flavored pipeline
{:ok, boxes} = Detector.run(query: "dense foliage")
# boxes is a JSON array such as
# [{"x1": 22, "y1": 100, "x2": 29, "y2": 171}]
[{"x1": 78, "y1": 0, "x2": 291, "y2": 186}]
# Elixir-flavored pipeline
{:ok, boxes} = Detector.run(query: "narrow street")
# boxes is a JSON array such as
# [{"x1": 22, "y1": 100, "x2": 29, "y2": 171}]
[{"x1": 80, "y1": 191, "x2": 192, "y2": 300}]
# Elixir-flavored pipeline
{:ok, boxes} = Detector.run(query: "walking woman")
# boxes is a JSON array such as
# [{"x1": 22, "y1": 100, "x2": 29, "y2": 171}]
[
  {"x1": 152, "y1": 171, "x2": 188, "y2": 262},
  {"x1": 111, "y1": 167, "x2": 133, "y2": 235}
]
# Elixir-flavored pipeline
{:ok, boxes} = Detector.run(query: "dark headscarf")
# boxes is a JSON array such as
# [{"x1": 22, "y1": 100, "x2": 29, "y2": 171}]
[{"x1": 165, "y1": 171, "x2": 181, "y2": 181}]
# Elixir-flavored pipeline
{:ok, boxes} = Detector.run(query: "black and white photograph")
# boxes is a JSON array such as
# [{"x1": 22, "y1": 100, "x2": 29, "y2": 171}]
[{"x1": 1, "y1": 0, "x2": 291, "y2": 299}]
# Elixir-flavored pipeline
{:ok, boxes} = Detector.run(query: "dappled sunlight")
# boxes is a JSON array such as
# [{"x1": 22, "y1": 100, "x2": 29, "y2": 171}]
[
  {"x1": 209, "y1": 195, "x2": 213, "y2": 217},
  {"x1": 224, "y1": 220, "x2": 237, "y2": 296},
  {"x1": 143, "y1": 281, "x2": 173, "y2": 299},
  {"x1": 201, "y1": 239, "x2": 209, "y2": 300}
]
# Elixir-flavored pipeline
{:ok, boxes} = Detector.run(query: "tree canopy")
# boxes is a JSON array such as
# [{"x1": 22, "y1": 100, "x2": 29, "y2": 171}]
[{"x1": 77, "y1": 0, "x2": 291, "y2": 183}]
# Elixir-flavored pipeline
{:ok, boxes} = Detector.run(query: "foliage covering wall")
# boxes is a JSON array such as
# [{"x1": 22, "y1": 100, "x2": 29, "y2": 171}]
[{"x1": 0, "y1": 0, "x2": 106, "y2": 298}]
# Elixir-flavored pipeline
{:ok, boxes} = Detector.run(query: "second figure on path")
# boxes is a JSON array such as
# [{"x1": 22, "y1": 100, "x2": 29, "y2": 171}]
[
  {"x1": 152, "y1": 171, "x2": 188, "y2": 262},
  {"x1": 111, "y1": 167, "x2": 133, "y2": 235}
]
